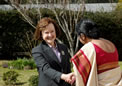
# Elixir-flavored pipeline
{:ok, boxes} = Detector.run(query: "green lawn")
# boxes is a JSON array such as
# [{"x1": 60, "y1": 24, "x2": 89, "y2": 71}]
[
  {"x1": 119, "y1": 61, "x2": 122, "y2": 70},
  {"x1": 0, "y1": 60, "x2": 38, "y2": 86},
  {"x1": 0, "y1": 60, "x2": 122, "y2": 86}
]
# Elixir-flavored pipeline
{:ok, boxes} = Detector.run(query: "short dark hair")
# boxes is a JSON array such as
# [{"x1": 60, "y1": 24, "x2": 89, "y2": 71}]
[
  {"x1": 34, "y1": 17, "x2": 61, "y2": 40},
  {"x1": 76, "y1": 19, "x2": 100, "y2": 39}
]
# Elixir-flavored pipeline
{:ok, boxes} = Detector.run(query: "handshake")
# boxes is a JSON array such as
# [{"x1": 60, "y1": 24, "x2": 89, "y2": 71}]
[{"x1": 61, "y1": 72, "x2": 76, "y2": 85}]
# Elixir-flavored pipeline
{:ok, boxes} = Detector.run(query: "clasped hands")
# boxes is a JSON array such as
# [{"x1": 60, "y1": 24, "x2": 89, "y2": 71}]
[{"x1": 61, "y1": 73, "x2": 75, "y2": 85}]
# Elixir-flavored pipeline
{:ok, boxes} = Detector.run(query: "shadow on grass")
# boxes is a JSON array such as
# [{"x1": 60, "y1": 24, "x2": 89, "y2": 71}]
[
  {"x1": 15, "y1": 82, "x2": 27, "y2": 85},
  {"x1": 3, "y1": 82, "x2": 27, "y2": 86}
]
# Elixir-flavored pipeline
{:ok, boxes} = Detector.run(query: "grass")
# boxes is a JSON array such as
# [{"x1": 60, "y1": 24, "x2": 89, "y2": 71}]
[
  {"x1": 0, "y1": 60, "x2": 38, "y2": 86},
  {"x1": 119, "y1": 61, "x2": 122, "y2": 70},
  {"x1": 0, "y1": 60, "x2": 122, "y2": 86}
]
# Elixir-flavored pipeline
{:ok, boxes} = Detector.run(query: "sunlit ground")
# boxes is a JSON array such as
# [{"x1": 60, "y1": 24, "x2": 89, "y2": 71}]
[
  {"x1": 0, "y1": 60, "x2": 38, "y2": 86},
  {"x1": 0, "y1": 60, "x2": 122, "y2": 86}
]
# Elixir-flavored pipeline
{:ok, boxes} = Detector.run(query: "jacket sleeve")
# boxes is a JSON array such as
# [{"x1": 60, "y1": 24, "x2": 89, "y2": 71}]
[
  {"x1": 65, "y1": 46, "x2": 71, "y2": 73},
  {"x1": 32, "y1": 47, "x2": 62, "y2": 83}
]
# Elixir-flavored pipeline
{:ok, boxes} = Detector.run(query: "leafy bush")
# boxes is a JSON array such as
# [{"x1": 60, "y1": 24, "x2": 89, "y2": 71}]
[
  {"x1": 8, "y1": 58, "x2": 36, "y2": 70},
  {"x1": 28, "y1": 75, "x2": 38, "y2": 86},
  {"x1": 0, "y1": 9, "x2": 122, "y2": 60},
  {"x1": 0, "y1": 10, "x2": 34, "y2": 59},
  {"x1": 83, "y1": 10, "x2": 122, "y2": 60},
  {"x1": 2, "y1": 70, "x2": 19, "y2": 85}
]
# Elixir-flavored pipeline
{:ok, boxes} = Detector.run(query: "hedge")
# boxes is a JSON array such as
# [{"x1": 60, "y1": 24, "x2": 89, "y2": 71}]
[
  {"x1": 0, "y1": 9, "x2": 122, "y2": 60},
  {"x1": 83, "y1": 10, "x2": 122, "y2": 60},
  {"x1": 0, "y1": 10, "x2": 34, "y2": 59}
]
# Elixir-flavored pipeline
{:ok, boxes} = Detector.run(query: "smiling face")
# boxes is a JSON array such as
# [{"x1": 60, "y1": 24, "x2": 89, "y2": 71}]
[{"x1": 42, "y1": 23, "x2": 56, "y2": 46}]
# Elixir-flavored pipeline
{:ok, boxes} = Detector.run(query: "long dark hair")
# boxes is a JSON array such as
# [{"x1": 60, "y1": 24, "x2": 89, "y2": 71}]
[{"x1": 76, "y1": 19, "x2": 100, "y2": 39}]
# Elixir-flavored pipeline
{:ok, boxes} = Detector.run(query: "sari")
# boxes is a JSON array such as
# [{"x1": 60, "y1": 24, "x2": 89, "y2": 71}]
[{"x1": 71, "y1": 42, "x2": 122, "y2": 86}]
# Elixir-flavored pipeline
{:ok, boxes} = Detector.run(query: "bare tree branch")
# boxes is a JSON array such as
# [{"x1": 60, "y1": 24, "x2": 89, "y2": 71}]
[
  {"x1": 5, "y1": 0, "x2": 86, "y2": 57},
  {"x1": 9, "y1": 0, "x2": 36, "y2": 29}
]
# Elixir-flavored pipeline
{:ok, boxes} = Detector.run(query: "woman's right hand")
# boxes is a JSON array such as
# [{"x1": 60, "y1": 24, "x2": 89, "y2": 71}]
[{"x1": 61, "y1": 73, "x2": 75, "y2": 84}]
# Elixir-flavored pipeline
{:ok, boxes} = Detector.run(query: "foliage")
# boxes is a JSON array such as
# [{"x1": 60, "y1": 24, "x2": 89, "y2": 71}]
[
  {"x1": 116, "y1": 0, "x2": 122, "y2": 10},
  {"x1": 8, "y1": 58, "x2": 36, "y2": 70},
  {"x1": 118, "y1": 0, "x2": 122, "y2": 2},
  {"x1": 2, "y1": 70, "x2": 19, "y2": 85},
  {"x1": 0, "y1": 9, "x2": 56, "y2": 59},
  {"x1": 85, "y1": 0, "x2": 118, "y2": 3},
  {"x1": 83, "y1": 10, "x2": 122, "y2": 60},
  {"x1": 28, "y1": 75, "x2": 38, "y2": 86},
  {"x1": 0, "y1": 10, "x2": 34, "y2": 59},
  {"x1": 0, "y1": 8, "x2": 122, "y2": 60},
  {"x1": 0, "y1": 60, "x2": 122, "y2": 86},
  {"x1": 0, "y1": 0, "x2": 7, "y2": 4}
]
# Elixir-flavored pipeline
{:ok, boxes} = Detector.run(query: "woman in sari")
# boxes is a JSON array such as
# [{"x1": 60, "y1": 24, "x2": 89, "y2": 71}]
[{"x1": 71, "y1": 19, "x2": 122, "y2": 86}]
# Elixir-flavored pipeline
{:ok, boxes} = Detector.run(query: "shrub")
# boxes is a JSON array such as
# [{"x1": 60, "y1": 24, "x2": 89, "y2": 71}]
[
  {"x1": 22, "y1": 58, "x2": 37, "y2": 69},
  {"x1": 0, "y1": 10, "x2": 34, "y2": 59},
  {"x1": 1, "y1": 9, "x2": 122, "y2": 60},
  {"x1": 9, "y1": 58, "x2": 25, "y2": 70},
  {"x1": 28, "y1": 75, "x2": 38, "y2": 86},
  {"x1": 2, "y1": 70, "x2": 19, "y2": 85},
  {"x1": 8, "y1": 58, "x2": 36, "y2": 70},
  {"x1": 84, "y1": 10, "x2": 122, "y2": 60}
]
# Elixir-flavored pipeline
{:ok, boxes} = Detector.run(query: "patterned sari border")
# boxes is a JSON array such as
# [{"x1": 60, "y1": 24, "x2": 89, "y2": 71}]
[
  {"x1": 98, "y1": 61, "x2": 119, "y2": 73},
  {"x1": 71, "y1": 49, "x2": 91, "y2": 85}
]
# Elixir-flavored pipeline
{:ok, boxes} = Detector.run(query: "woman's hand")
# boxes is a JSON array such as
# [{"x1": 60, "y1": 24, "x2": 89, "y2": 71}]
[{"x1": 61, "y1": 73, "x2": 76, "y2": 84}]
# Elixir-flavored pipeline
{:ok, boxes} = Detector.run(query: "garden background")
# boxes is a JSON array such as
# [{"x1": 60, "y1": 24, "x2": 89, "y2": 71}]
[{"x1": 0, "y1": 0, "x2": 122, "y2": 86}]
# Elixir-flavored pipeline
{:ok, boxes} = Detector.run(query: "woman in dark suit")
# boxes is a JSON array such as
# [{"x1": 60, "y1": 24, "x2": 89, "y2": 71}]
[{"x1": 32, "y1": 17, "x2": 74, "y2": 86}]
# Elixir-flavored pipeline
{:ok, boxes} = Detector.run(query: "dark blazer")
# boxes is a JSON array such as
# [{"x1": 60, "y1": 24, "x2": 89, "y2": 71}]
[{"x1": 32, "y1": 41, "x2": 71, "y2": 86}]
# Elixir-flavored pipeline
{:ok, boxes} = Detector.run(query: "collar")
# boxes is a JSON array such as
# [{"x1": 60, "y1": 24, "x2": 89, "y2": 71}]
[{"x1": 47, "y1": 41, "x2": 58, "y2": 49}]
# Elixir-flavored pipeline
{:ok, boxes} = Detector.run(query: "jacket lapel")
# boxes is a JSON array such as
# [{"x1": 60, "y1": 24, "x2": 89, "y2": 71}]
[
  {"x1": 57, "y1": 43, "x2": 66, "y2": 67},
  {"x1": 41, "y1": 41, "x2": 61, "y2": 65}
]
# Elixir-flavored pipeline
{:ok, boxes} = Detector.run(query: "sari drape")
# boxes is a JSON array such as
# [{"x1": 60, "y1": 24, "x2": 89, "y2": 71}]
[{"x1": 71, "y1": 42, "x2": 122, "y2": 86}]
